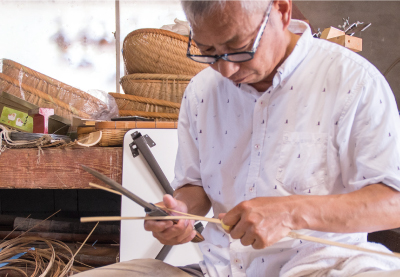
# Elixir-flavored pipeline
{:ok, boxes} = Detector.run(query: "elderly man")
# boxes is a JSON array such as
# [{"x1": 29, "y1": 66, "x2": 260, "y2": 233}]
[{"x1": 76, "y1": 0, "x2": 400, "y2": 276}]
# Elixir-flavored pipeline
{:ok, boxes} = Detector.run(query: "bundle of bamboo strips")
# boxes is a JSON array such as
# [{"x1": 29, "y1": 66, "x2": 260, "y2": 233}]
[{"x1": 0, "y1": 213, "x2": 119, "y2": 276}]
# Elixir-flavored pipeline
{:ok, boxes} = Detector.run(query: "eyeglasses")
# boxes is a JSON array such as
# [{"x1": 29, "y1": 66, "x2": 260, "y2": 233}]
[{"x1": 186, "y1": 1, "x2": 273, "y2": 64}]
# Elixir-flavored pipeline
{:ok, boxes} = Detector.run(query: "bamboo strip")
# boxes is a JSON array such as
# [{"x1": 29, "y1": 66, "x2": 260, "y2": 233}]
[
  {"x1": 80, "y1": 215, "x2": 400, "y2": 259},
  {"x1": 89, "y1": 183, "x2": 122, "y2": 195}
]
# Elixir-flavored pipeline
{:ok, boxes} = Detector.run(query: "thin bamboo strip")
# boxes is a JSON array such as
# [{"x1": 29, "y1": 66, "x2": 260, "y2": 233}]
[
  {"x1": 110, "y1": 93, "x2": 181, "y2": 109},
  {"x1": 89, "y1": 183, "x2": 122, "y2": 195},
  {"x1": 80, "y1": 215, "x2": 400, "y2": 259},
  {"x1": 119, "y1": 110, "x2": 179, "y2": 120}
]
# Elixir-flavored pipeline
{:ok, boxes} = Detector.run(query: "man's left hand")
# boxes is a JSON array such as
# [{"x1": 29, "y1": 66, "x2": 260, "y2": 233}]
[{"x1": 220, "y1": 196, "x2": 299, "y2": 249}]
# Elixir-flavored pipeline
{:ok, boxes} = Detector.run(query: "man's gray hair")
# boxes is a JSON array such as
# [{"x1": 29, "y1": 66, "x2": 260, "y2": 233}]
[{"x1": 181, "y1": 0, "x2": 271, "y2": 26}]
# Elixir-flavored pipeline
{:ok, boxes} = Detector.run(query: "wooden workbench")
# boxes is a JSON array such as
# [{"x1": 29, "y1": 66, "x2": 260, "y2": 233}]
[{"x1": 0, "y1": 147, "x2": 122, "y2": 189}]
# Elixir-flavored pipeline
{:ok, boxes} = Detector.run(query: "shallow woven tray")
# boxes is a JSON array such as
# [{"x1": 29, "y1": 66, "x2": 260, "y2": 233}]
[
  {"x1": 109, "y1": 92, "x2": 180, "y2": 115},
  {"x1": 120, "y1": 73, "x2": 191, "y2": 104},
  {"x1": 1, "y1": 59, "x2": 106, "y2": 117},
  {"x1": 92, "y1": 121, "x2": 178, "y2": 147},
  {"x1": 0, "y1": 73, "x2": 89, "y2": 120},
  {"x1": 123, "y1": 28, "x2": 208, "y2": 75}
]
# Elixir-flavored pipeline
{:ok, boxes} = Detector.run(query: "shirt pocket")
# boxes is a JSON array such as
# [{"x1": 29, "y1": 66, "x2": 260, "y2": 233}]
[{"x1": 276, "y1": 132, "x2": 328, "y2": 194}]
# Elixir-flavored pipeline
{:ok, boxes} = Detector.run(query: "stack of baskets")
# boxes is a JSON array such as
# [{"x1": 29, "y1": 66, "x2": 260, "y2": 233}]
[
  {"x1": 115, "y1": 28, "x2": 208, "y2": 121},
  {"x1": 0, "y1": 59, "x2": 105, "y2": 120}
]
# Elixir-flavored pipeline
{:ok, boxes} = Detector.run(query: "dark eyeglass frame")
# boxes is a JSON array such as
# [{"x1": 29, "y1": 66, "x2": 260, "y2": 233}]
[{"x1": 186, "y1": 1, "x2": 273, "y2": 65}]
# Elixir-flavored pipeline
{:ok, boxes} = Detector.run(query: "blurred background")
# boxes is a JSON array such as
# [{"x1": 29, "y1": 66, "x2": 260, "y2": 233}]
[{"x1": 1, "y1": 0, "x2": 399, "y2": 107}]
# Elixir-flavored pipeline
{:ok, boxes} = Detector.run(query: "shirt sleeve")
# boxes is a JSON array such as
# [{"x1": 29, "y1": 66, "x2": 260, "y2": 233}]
[
  {"x1": 171, "y1": 81, "x2": 203, "y2": 190},
  {"x1": 339, "y1": 73, "x2": 400, "y2": 192}
]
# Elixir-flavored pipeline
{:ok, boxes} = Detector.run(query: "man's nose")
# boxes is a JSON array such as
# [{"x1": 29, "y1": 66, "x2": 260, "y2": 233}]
[{"x1": 213, "y1": 59, "x2": 240, "y2": 79}]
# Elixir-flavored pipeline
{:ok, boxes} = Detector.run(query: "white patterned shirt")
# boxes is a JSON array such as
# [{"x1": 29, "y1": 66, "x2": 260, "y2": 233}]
[{"x1": 171, "y1": 20, "x2": 400, "y2": 277}]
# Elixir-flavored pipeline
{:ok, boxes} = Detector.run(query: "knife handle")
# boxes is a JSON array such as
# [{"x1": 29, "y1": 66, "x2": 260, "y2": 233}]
[{"x1": 170, "y1": 219, "x2": 204, "y2": 243}]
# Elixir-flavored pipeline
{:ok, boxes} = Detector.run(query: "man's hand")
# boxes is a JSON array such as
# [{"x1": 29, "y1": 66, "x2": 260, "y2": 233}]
[
  {"x1": 220, "y1": 197, "x2": 298, "y2": 249},
  {"x1": 144, "y1": 194, "x2": 197, "y2": 245}
]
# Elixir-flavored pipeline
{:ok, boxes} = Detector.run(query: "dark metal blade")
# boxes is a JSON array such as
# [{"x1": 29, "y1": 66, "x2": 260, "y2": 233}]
[{"x1": 81, "y1": 164, "x2": 156, "y2": 212}]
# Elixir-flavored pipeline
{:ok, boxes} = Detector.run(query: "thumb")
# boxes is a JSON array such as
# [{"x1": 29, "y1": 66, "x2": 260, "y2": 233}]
[
  {"x1": 221, "y1": 207, "x2": 241, "y2": 229},
  {"x1": 163, "y1": 194, "x2": 178, "y2": 210}
]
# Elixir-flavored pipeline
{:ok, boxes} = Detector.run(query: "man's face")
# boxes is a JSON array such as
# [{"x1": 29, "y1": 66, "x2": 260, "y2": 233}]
[{"x1": 191, "y1": 1, "x2": 287, "y2": 87}]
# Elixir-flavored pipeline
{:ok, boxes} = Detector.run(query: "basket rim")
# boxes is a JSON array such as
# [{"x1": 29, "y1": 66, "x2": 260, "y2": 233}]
[
  {"x1": 109, "y1": 92, "x2": 181, "y2": 109},
  {"x1": 123, "y1": 28, "x2": 190, "y2": 46},
  {"x1": 120, "y1": 73, "x2": 193, "y2": 82}
]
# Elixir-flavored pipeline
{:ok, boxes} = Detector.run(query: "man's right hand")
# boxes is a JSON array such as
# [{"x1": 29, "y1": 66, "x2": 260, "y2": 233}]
[{"x1": 144, "y1": 194, "x2": 197, "y2": 245}]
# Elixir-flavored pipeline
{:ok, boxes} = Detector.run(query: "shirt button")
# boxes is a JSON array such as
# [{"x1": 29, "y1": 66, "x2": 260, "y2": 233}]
[
  {"x1": 254, "y1": 144, "x2": 260, "y2": 149},
  {"x1": 278, "y1": 168, "x2": 282, "y2": 172},
  {"x1": 249, "y1": 187, "x2": 254, "y2": 192},
  {"x1": 235, "y1": 259, "x2": 241, "y2": 264}
]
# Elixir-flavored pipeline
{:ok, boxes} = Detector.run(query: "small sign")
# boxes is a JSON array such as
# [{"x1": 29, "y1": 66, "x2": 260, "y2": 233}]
[{"x1": 0, "y1": 106, "x2": 33, "y2": 132}]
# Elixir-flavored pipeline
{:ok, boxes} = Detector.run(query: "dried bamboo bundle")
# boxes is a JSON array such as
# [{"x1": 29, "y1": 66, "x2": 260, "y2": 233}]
[{"x1": 0, "y1": 236, "x2": 81, "y2": 276}]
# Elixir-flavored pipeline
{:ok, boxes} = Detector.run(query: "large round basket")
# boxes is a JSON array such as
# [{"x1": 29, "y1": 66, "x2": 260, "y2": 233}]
[
  {"x1": 0, "y1": 73, "x2": 89, "y2": 120},
  {"x1": 1, "y1": 59, "x2": 106, "y2": 116},
  {"x1": 122, "y1": 28, "x2": 208, "y2": 75},
  {"x1": 120, "y1": 73, "x2": 192, "y2": 104}
]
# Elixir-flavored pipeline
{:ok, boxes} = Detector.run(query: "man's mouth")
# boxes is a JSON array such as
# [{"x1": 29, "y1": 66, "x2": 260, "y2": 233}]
[{"x1": 231, "y1": 76, "x2": 247, "y2": 84}]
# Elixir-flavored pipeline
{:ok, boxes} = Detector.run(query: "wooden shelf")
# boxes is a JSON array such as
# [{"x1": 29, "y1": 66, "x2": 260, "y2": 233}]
[{"x1": 0, "y1": 147, "x2": 122, "y2": 189}]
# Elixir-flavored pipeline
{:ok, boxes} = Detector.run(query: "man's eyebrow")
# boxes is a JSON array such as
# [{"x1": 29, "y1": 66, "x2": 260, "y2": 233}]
[{"x1": 194, "y1": 35, "x2": 240, "y2": 48}]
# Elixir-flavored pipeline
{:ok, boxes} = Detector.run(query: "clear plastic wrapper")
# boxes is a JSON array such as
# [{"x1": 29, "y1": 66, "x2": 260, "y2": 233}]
[{"x1": 160, "y1": 18, "x2": 190, "y2": 36}]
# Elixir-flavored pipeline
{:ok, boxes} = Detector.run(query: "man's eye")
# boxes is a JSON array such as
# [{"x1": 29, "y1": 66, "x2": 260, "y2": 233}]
[
  {"x1": 200, "y1": 47, "x2": 215, "y2": 55},
  {"x1": 231, "y1": 43, "x2": 250, "y2": 51}
]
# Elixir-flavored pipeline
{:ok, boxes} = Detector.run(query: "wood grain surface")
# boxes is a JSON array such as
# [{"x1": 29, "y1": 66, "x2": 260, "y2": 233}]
[{"x1": 0, "y1": 147, "x2": 122, "y2": 189}]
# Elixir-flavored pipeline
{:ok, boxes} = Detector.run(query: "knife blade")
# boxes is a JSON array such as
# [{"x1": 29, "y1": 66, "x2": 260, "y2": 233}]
[
  {"x1": 81, "y1": 165, "x2": 168, "y2": 217},
  {"x1": 80, "y1": 165, "x2": 205, "y2": 243}
]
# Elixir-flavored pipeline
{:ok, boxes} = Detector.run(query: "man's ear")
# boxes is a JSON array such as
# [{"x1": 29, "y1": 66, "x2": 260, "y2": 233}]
[{"x1": 273, "y1": 0, "x2": 292, "y2": 30}]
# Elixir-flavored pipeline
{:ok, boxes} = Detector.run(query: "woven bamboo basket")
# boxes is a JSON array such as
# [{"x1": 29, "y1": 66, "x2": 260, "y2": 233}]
[
  {"x1": 0, "y1": 73, "x2": 89, "y2": 120},
  {"x1": 122, "y1": 28, "x2": 208, "y2": 75},
  {"x1": 120, "y1": 73, "x2": 191, "y2": 104},
  {"x1": 1, "y1": 59, "x2": 106, "y2": 117},
  {"x1": 109, "y1": 92, "x2": 180, "y2": 115}
]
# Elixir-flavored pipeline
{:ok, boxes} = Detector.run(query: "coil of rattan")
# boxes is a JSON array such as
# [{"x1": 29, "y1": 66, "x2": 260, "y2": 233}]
[
  {"x1": 109, "y1": 92, "x2": 180, "y2": 115},
  {"x1": 1, "y1": 59, "x2": 106, "y2": 116},
  {"x1": 0, "y1": 73, "x2": 89, "y2": 119},
  {"x1": 122, "y1": 28, "x2": 208, "y2": 75},
  {"x1": 120, "y1": 73, "x2": 192, "y2": 104}
]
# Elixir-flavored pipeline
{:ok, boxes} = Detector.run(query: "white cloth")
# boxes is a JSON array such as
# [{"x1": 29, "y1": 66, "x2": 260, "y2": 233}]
[
  {"x1": 171, "y1": 19, "x2": 400, "y2": 277},
  {"x1": 280, "y1": 242, "x2": 400, "y2": 277}
]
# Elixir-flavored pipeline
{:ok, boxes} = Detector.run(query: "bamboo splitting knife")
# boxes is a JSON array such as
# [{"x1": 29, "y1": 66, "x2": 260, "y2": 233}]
[{"x1": 80, "y1": 165, "x2": 205, "y2": 243}]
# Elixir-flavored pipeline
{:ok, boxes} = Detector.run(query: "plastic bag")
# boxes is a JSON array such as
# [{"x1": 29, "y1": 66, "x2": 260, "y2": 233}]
[{"x1": 160, "y1": 18, "x2": 190, "y2": 36}]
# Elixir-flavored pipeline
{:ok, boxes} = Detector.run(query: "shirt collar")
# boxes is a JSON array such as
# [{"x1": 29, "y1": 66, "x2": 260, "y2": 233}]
[{"x1": 272, "y1": 19, "x2": 314, "y2": 88}]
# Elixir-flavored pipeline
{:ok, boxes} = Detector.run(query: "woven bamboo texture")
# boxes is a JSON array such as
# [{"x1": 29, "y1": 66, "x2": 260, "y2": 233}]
[
  {"x1": 1, "y1": 59, "x2": 106, "y2": 117},
  {"x1": 120, "y1": 73, "x2": 191, "y2": 104},
  {"x1": 109, "y1": 92, "x2": 180, "y2": 115},
  {"x1": 0, "y1": 73, "x2": 89, "y2": 120},
  {"x1": 123, "y1": 28, "x2": 208, "y2": 75}
]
